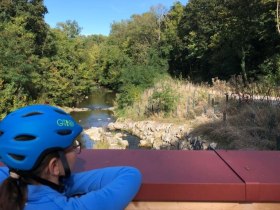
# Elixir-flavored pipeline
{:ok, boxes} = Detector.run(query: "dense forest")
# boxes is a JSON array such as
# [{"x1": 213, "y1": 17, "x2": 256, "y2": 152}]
[{"x1": 0, "y1": 0, "x2": 279, "y2": 117}]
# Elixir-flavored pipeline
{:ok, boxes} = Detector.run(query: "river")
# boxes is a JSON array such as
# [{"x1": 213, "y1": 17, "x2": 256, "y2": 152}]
[
  {"x1": 71, "y1": 88, "x2": 116, "y2": 129},
  {"x1": 70, "y1": 88, "x2": 140, "y2": 149}
]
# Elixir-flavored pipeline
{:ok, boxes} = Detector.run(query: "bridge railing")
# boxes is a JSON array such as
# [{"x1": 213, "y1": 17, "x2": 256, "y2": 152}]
[{"x1": 74, "y1": 149, "x2": 280, "y2": 210}]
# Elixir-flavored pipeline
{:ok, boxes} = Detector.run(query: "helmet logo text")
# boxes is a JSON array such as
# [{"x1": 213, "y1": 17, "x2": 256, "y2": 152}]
[{"x1": 57, "y1": 119, "x2": 74, "y2": 127}]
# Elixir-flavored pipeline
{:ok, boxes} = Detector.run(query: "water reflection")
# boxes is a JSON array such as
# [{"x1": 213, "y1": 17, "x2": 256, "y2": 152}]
[
  {"x1": 70, "y1": 88, "x2": 116, "y2": 148},
  {"x1": 71, "y1": 88, "x2": 116, "y2": 129},
  {"x1": 71, "y1": 110, "x2": 115, "y2": 129}
]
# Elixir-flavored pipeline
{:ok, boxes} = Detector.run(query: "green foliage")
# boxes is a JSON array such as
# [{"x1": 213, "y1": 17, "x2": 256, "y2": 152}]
[
  {"x1": 0, "y1": 0, "x2": 49, "y2": 56},
  {"x1": 1, "y1": 0, "x2": 280, "y2": 117},
  {"x1": 97, "y1": 44, "x2": 130, "y2": 89},
  {"x1": 98, "y1": 10, "x2": 169, "y2": 98},
  {"x1": 0, "y1": 81, "x2": 28, "y2": 118},
  {"x1": 110, "y1": 11, "x2": 159, "y2": 64},
  {"x1": 166, "y1": 0, "x2": 280, "y2": 82},
  {"x1": 258, "y1": 54, "x2": 280, "y2": 86},
  {"x1": 146, "y1": 85, "x2": 179, "y2": 116},
  {"x1": 0, "y1": 15, "x2": 41, "y2": 104},
  {"x1": 116, "y1": 62, "x2": 167, "y2": 109},
  {"x1": 0, "y1": 0, "x2": 99, "y2": 115},
  {"x1": 120, "y1": 65, "x2": 158, "y2": 89},
  {"x1": 56, "y1": 20, "x2": 82, "y2": 38},
  {"x1": 116, "y1": 84, "x2": 143, "y2": 109},
  {"x1": 40, "y1": 29, "x2": 95, "y2": 106}
]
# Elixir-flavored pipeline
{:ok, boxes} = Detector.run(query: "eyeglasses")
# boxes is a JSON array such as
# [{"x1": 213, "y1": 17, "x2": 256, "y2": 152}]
[{"x1": 65, "y1": 140, "x2": 82, "y2": 154}]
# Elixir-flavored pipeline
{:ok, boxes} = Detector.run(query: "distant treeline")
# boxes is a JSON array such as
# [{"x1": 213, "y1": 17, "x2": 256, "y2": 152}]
[{"x1": 0, "y1": 0, "x2": 279, "y2": 117}]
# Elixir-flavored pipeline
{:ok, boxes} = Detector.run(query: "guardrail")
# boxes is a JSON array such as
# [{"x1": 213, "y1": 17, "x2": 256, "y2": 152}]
[
  {"x1": 1, "y1": 149, "x2": 280, "y2": 209},
  {"x1": 74, "y1": 149, "x2": 280, "y2": 210}
]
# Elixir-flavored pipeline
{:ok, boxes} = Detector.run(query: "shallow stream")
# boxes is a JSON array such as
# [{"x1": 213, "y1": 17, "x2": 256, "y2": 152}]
[{"x1": 70, "y1": 88, "x2": 140, "y2": 149}]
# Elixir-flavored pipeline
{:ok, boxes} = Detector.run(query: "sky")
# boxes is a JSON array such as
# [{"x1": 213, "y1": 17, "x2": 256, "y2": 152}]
[{"x1": 44, "y1": 0, "x2": 188, "y2": 36}]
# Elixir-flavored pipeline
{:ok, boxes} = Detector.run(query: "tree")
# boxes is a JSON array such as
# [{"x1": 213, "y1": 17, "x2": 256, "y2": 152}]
[
  {"x1": 0, "y1": 16, "x2": 39, "y2": 90},
  {"x1": 40, "y1": 28, "x2": 93, "y2": 106},
  {"x1": 150, "y1": 4, "x2": 168, "y2": 42},
  {"x1": 0, "y1": 15, "x2": 38, "y2": 114},
  {"x1": 26, "y1": 0, "x2": 49, "y2": 56},
  {"x1": 110, "y1": 11, "x2": 160, "y2": 65},
  {"x1": 0, "y1": 0, "x2": 50, "y2": 56},
  {"x1": 161, "y1": 2, "x2": 185, "y2": 77},
  {"x1": 221, "y1": 0, "x2": 279, "y2": 82},
  {"x1": 56, "y1": 20, "x2": 82, "y2": 38},
  {"x1": 177, "y1": 0, "x2": 228, "y2": 80},
  {"x1": 0, "y1": 0, "x2": 96, "y2": 111},
  {"x1": 171, "y1": 0, "x2": 280, "y2": 82},
  {"x1": 98, "y1": 43, "x2": 130, "y2": 89}
]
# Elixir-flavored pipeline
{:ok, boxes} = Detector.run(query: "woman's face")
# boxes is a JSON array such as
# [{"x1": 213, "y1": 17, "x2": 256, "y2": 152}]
[
  {"x1": 64, "y1": 140, "x2": 81, "y2": 171},
  {"x1": 65, "y1": 150, "x2": 77, "y2": 171},
  {"x1": 41, "y1": 143, "x2": 80, "y2": 183}
]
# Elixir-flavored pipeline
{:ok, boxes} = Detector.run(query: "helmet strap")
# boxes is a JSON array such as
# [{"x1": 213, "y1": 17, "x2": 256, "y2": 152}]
[
  {"x1": 28, "y1": 173, "x2": 65, "y2": 193},
  {"x1": 30, "y1": 151, "x2": 71, "y2": 192},
  {"x1": 58, "y1": 150, "x2": 71, "y2": 178},
  {"x1": 13, "y1": 150, "x2": 72, "y2": 193}
]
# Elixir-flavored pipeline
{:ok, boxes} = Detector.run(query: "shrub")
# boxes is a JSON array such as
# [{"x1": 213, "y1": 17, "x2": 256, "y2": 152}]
[
  {"x1": 258, "y1": 55, "x2": 280, "y2": 86},
  {"x1": 116, "y1": 84, "x2": 143, "y2": 109},
  {"x1": 119, "y1": 64, "x2": 160, "y2": 90},
  {"x1": 146, "y1": 85, "x2": 179, "y2": 116}
]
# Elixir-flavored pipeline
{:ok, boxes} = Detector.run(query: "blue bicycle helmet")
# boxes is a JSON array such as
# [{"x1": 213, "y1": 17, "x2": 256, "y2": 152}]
[{"x1": 0, "y1": 104, "x2": 82, "y2": 171}]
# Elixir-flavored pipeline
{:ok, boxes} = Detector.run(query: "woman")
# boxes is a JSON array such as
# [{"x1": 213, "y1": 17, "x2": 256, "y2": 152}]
[{"x1": 0, "y1": 104, "x2": 142, "y2": 210}]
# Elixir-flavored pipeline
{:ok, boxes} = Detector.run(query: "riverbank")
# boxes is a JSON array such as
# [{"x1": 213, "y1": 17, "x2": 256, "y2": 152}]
[
  {"x1": 70, "y1": 95, "x2": 280, "y2": 151},
  {"x1": 63, "y1": 104, "x2": 201, "y2": 150},
  {"x1": 107, "y1": 119, "x2": 217, "y2": 150},
  {"x1": 61, "y1": 107, "x2": 91, "y2": 113},
  {"x1": 64, "y1": 77, "x2": 280, "y2": 151},
  {"x1": 81, "y1": 116, "x2": 217, "y2": 150},
  {"x1": 110, "y1": 78, "x2": 280, "y2": 150}
]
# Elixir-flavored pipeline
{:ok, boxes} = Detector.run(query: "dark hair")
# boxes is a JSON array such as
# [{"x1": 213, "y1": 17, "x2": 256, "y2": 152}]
[{"x1": 0, "y1": 152, "x2": 60, "y2": 210}]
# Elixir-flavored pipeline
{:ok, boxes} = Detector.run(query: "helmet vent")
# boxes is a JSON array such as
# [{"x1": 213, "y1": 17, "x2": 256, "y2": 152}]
[
  {"x1": 0, "y1": 130, "x2": 3, "y2": 136},
  {"x1": 14, "y1": 135, "x2": 36, "y2": 141},
  {"x1": 9, "y1": 154, "x2": 25, "y2": 161},
  {"x1": 57, "y1": 129, "x2": 72, "y2": 136},
  {"x1": 54, "y1": 109, "x2": 67, "y2": 115},
  {"x1": 22, "y1": 112, "x2": 43, "y2": 117}
]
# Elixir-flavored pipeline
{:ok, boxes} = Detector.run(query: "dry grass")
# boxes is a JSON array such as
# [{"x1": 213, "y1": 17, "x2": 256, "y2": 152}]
[
  {"x1": 191, "y1": 103, "x2": 280, "y2": 150},
  {"x1": 121, "y1": 76, "x2": 226, "y2": 123},
  {"x1": 119, "y1": 76, "x2": 280, "y2": 150}
]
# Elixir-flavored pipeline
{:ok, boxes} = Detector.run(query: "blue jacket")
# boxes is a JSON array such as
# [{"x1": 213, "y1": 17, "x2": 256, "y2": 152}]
[{"x1": 0, "y1": 166, "x2": 142, "y2": 210}]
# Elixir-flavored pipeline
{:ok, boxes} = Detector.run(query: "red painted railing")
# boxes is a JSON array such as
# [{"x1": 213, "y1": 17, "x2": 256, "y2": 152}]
[
  {"x1": 1, "y1": 149, "x2": 279, "y2": 202},
  {"x1": 73, "y1": 150, "x2": 280, "y2": 202}
]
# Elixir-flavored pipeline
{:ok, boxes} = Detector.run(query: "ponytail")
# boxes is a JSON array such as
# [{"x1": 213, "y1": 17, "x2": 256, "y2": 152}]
[
  {"x1": 0, "y1": 176, "x2": 27, "y2": 210},
  {"x1": 0, "y1": 151, "x2": 60, "y2": 210}
]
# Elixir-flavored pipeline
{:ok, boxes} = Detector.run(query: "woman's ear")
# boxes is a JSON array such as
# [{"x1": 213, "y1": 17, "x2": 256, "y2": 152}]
[{"x1": 47, "y1": 157, "x2": 60, "y2": 176}]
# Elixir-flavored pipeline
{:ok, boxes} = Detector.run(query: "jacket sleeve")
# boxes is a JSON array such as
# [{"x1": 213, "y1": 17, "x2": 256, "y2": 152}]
[
  {"x1": 64, "y1": 166, "x2": 142, "y2": 210},
  {"x1": 0, "y1": 167, "x2": 9, "y2": 183}
]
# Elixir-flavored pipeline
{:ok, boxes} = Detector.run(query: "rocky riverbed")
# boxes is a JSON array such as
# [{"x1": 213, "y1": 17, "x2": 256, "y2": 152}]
[
  {"x1": 61, "y1": 105, "x2": 217, "y2": 150},
  {"x1": 83, "y1": 119, "x2": 217, "y2": 150}
]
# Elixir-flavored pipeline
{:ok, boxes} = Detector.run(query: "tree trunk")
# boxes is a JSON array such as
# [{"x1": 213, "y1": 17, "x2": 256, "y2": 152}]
[
  {"x1": 240, "y1": 47, "x2": 248, "y2": 84},
  {"x1": 277, "y1": 0, "x2": 280, "y2": 34}
]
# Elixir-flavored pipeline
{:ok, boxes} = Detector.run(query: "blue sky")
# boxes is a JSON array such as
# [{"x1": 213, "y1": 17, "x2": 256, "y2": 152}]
[{"x1": 44, "y1": 0, "x2": 188, "y2": 36}]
